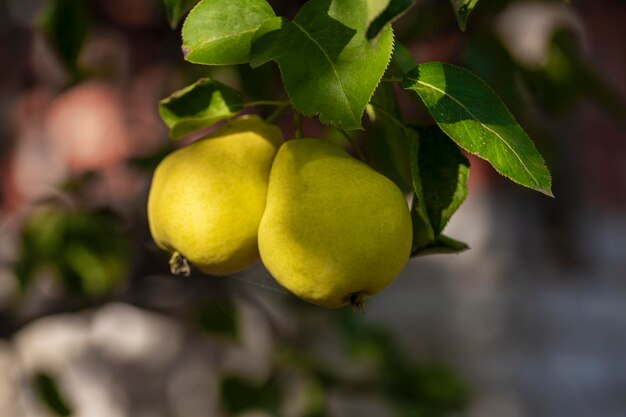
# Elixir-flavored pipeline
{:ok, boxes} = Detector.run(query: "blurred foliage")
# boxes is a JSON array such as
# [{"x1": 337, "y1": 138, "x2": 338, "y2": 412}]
[
  {"x1": 194, "y1": 296, "x2": 239, "y2": 340},
  {"x1": 38, "y1": 0, "x2": 90, "y2": 80},
  {"x1": 33, "y1": 371, "x2": 73, "y2": 417},
  {"x1": 202, "y1": 299, "x2": 469, "y2": 416},
  {"x1": 14, "y1": 206, "x2": 131, "y2": 296},
  {"x1": 221, "y1": 375, "x2": 282, "y2": 416}
]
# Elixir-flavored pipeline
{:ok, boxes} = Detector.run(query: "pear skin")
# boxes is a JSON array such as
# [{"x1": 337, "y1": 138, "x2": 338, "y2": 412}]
[
  {"x1": 148, "y1": 115, "x2": 282, "y2": 275},
  {"x1": 258, "y1": 138, "x2": 412, "y2": 308}
]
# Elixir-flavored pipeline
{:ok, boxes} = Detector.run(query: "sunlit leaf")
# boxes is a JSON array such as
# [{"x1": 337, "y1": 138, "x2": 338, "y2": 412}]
[
  {"x1": 182, "y1": 0, "x2": 275, "y2": 65},
  {"x1": 367, "y1": 0, "x2": 415, "y2": 39},
  {"x1": 250, "y1": 0, "x2": 394, "y2": 130},
  {"x1": 159, "y1": 78, "x2": 243, "y2": 140},
  {"x1": 402, "y1": 62, "x2": 552, "y2": 196}
]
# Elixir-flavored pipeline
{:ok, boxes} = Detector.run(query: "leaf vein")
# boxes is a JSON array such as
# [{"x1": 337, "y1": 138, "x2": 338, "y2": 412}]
[
  {"x1": 414, "y1": 79, "x2": 539, "y2": 187},
  {"x1": 291, "y1": 21, "x2": 357, "y2": 122}
]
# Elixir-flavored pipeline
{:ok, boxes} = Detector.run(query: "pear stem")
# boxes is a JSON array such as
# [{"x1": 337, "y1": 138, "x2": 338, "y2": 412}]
[
  {"x1": 338, "y1": 129, "x2": 367, "y2": 161},
  {"x1": 169, "y1": 252, "x2": 191, "y2": 277},
  {"x1": 349, "y1": 292, "x2": 365, "y2": 314},
  {"x1": 293, "y1": 111, "x2": 304, "y2": 139},
  {"x1": 266, "y1": 103, "x2": 289, "y2": 124},
  {"x1": 244, "y1": 100, "x2": 290, "y2": 107}
]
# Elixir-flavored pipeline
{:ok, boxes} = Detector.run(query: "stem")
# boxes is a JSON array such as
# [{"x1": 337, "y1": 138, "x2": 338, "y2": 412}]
[
  {"x1": 349, "y1": 292, "x2": 365, "y2": 313},
  {"x1": 368, "y1": 102, "x2": 407, "y2": 131},
  {"x1": 381, "y1": 77, "x2": 403, "y2": 83},
  {"x1": 338, "y1": 129, "x2": 367, "y2": 161},
  {"x1": 266, "y1": 103, "x2": 289, "y2": 124},
  {"x1": 244, "y1": 100, "x2": 290, "y2": 108},
  {"x1": 293, "y1": 111, "x2": 304, "y2": 139}
]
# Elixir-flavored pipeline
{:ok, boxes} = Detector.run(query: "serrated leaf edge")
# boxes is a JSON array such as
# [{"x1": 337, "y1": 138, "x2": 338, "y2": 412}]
[{"x1": 405, "y1": 62, "x2": 553, "y2": 196}]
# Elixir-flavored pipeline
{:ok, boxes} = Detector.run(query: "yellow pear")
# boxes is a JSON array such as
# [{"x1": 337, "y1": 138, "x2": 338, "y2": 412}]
[
  {"x1": 148, "y1": 115, "x2": 282, "y2": 276},
  {"x1": 258, "y1": 138, "x2": 412, "y2": 308}
]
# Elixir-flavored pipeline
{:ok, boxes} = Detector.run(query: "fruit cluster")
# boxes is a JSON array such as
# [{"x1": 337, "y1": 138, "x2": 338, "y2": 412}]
[{"x1": 148, "y1": 116, "x2": 412, "y2": 308}]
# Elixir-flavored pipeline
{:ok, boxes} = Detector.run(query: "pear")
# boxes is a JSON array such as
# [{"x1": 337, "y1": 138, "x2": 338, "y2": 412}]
[
  {"x1": 258, "y1": 138, "x2": 412, "y2": 308},
  {"x1": 148, "y1": 115, "x2": 282, "y2": 276}
]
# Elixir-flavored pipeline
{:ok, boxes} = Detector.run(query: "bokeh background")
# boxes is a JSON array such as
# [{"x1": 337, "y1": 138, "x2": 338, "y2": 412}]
[{"x1": 1, "y1": 0, "x2": 626, "y2": 416}]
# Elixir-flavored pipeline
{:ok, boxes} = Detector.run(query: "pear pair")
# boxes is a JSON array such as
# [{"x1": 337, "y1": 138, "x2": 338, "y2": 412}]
[{"x1": 148, "y1": 116, "x2": 412, "y2": 308}]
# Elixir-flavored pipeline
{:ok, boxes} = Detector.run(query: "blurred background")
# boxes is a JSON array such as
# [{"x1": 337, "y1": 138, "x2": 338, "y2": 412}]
[{"x1": 1, "y1": 0, "x2": 626, "y2": 416}]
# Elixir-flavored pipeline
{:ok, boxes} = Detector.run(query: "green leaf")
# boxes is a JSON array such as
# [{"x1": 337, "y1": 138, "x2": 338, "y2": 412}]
[
  {"x1": 39, "y1": 0, "x2": 89, "y2": 76},
  {"x1": 367, "y1": 0, "x2": 415, "y2": 39},
  {"x1": 159, "y1": 78, "x2": 243, "y2": 141},
  {"x1": 250, "y1": 0, "x2": 395, "y2": 130},
  {"x1": 402, "y1": 62, "x2": 552, "y2": 196},
  {"x1": 366, "y1": 82, "x2": 412, "y2": 191},
  {"x1": 162, "y1": 0, "x2": 198, "y2": 28},
  {"x1": 450, "y1": 0, "x2": 479, "y2": 31},
  {"x1": 182, "y1": 0, "x2": 276, "y2": 65},
  {"x1": 412, "y1": 235, "x2": 469, "y2": 256},
  {"x1": 415, "y1": 125, "x2": 470, "y2": 235},
  {"x1": 391, "y1": 42, "x2": 417, "y2": 78},
  {"x1": 409, "y1": 145, "x2": 436, "y2": 253},
  {"x1": 33, "y1": 372, "x2": 72, "y2": 417}
]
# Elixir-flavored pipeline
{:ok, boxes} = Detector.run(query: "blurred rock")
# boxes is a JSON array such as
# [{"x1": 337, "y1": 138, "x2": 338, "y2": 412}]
[
  {"x1": 0, "y1": 341, "x2": 22, "y2": 417},
  {"x1": 90, "y1": 303, "x2": 182, "y2": 367}
]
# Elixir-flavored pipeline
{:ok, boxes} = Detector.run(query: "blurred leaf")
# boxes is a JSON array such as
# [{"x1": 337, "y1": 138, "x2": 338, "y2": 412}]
[
  {"x1": 465, "y1": 33, "x2": 523, "y2": 114},
  {"x1": 33, "y1": 372, "x2": 72, "y2": 417},
  {"x1": 221, "y1": 375, "x2": 281, "y2": 416},
  {"x1": 249, "y1": 0, "x2": 394, "y2": 130},
  {"x1": 367, "y1": 0, "x2": 415, "y2": 39},
  {"x1": 415, "y1": 125, "x2": 469, "y2": 236},
  {"x1": 194, "y1": 297, "x2": 239, "y2": 339},
  {"x1": 402, "y1": 62, "x2": 553, "y2": 196},
  {"x1": 162, "y1": 0, "x2": 199, "y2": 28},
  {"x1": 412, "y1": 235, "x2": 469, "y2": 256},
  {"x1": 159, "y1": 78, "x2": 243, "y2": 141},
  {"x1": 14, "y1": 207, "x2": 131, "y2": 296},
  {"x1": 450, "y1": 0, "x2": 479, "y2": 31},
  {"x1": 182, "y1": 0, "x2": 276, "y2": 65},
  {"x1": 39, "y1": 0, "x2": 89, "y2": 77}
]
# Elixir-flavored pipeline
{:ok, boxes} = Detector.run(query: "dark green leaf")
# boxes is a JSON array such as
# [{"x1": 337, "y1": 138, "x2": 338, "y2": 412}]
[
  {"x1": 450, "y1": 0, "x2": 479, "y2": 31},
  {"x1": 182, "y1": 0, "x2": 276, "y2": 65},
  {"x1": 33, "y1": 372, "x2": 72, "y2": 417},
  {"x1": 221, "y1": 375, "x2": 281, "y2": 415},
  {"x1": 402, "y1": 62, "x2": 552, "y2": 196},
  {"x1": 366, "y1": 82, "x2": 412, "y2": 191},
  {"x1": 391, "y1": 42, "x2": 418, "y2": 77},
  {"x1": 194, "y1": 297, "x2": 239, "y2": 339},
  {"x1": 159, "y1": 78, "x2": 243, "y2": 141},
  {"x1": 412, "y1": 235, "x2": 469, "y2": 256},
  {"x1": 162, "y1": 0, "x2": 199, "y2": 28},
  {"x1": 250, "y1": 0, "x2": 395, "y2": 130},
  {"x1": 367, "y1": 0, "x2": 415, "y2": 39},
  {"x1": 409, "y1": 131, "x2": 436, "y2": 253},
  {"x1": 415, "y1": 125, "x2": 469, "y2": 235},
  {"x1": 39, "y1": 0, "x2": 89, "y2": 76}
]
